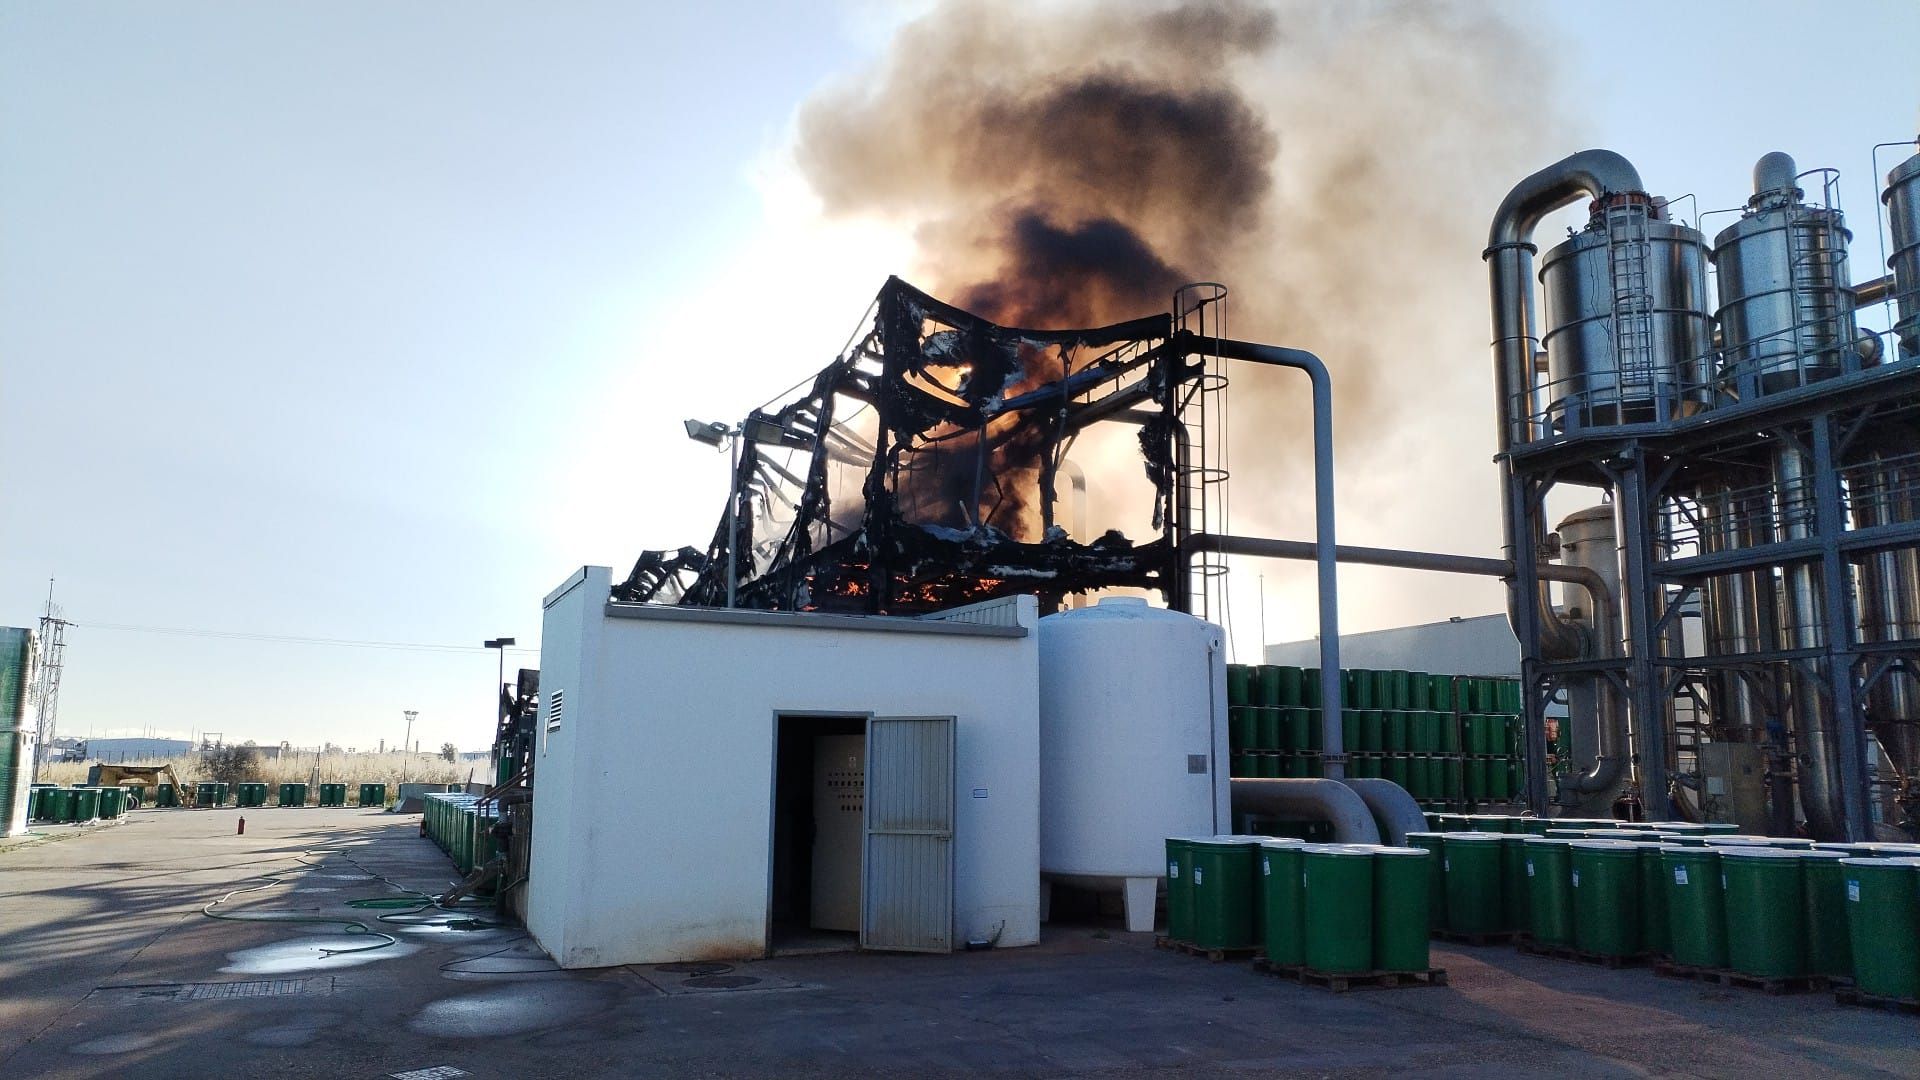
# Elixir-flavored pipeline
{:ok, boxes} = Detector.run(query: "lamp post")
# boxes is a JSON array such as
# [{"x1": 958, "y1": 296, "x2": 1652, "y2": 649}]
[
  {"x1": 484, "y1": 638, "x2": 515, "y2": 746},
  {"x1": 401, "y1": 710, "x2": 417, "y2": 785},
  {"x1": 683, "y1": 417, "x2": 809, "y2": 608}
]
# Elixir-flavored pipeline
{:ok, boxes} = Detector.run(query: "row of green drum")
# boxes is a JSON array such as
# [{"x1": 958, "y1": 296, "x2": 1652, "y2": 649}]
[
  {"x1": 422, "y1": 793, "x2": 498, "y2": 881},
  {"x1": 1228, "y1": 664, "x2": 1523, "y2": 713},
  {"x1": 1164, "y1": 835, "x2": 1432, "y2": 975},
  {"x1": 28, "y1": 785, "x2": 130, "y2": 822},
  {"x1": 229, "y1": 782, "x2": 387, "y2": 807},
  {"x1": 1229, "y1": 753, "x2": 1525, "y2": 802},
  {"x1": 1229, "y1": 707, "x2": 1522, "y2": 756},
  {"x1": 1409, "y1": 823, "x2": 1920, "y2": 1001}
]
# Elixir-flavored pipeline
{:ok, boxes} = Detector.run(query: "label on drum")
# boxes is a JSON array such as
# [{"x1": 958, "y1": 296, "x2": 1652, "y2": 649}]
[
  {"x1": 1169, "y1": 861, "x2": 1179, "y2": 879},
  {"x1": 1571, "y1": 870, "x2": 1580, "y2": 888},
  {"x1": 1848, "y1": 880, "x2": 1860, "y2": 902},
  {"x1": 1193, "y1": 867, "x2": 1203, "y2": 886},
  {"x1": 1262, "y1": 857, "x2": 1271, "y2": 876},
  {"x1": 1525, "y1": 860, "x2": 1535, "y2": 878},
  {"x1": 1443, "y1": 858, "x2": 1450, "y2": 872},
  {"x1": 1673, "y1": 866, "x2": 1689, "y2": 886}
]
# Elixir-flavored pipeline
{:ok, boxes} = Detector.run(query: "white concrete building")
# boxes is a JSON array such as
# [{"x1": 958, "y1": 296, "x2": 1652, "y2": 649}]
[{"x1": 529, "y1": 566, "x2": 1043, "y2": 969}]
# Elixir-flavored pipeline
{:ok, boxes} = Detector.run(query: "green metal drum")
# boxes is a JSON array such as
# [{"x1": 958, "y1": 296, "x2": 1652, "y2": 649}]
[
  {"x1": 1273, "y1": 666, "x2": 1305, "y2": 707},
  {"x1": 1164, "y1": 837, "x2": 1195, "y2": 941},
  {"x1": 195, "y1": 782, "x2": 219, "y2": 807},
  {"x1": 1408, "y1": 672, "x2": 1431, "y2": 709},
  {"x1": 1230, "y1": 707, "x2": 1256, "y2": 752},
  {"x1": 42, "y1": 788, "x2": 74, "y2": 823},
  {"x1": 1385, "y1": 711, "x2": 1410, "y2": 753},
  {"x1": 1357, "y1": 710, "x2": 1384, "y2": 752},
  {"x1": 1280, "y1": 708, "x2": 1308, "y2": 751},
  {"x1": 1570, "y1": 840, "x2": 1641, "y2": 958},
  {"x1": 1512, "y1": 817, "x2": 1550, "y2": 836},
  {"x1": 1228, "y1": 665, "x2": 1250, "y2": 707},
  {"x1": 1842, "y1": 857, "x2": 1920, "y2": 1000},
  {"x1": 215, "y1": 782, "x2": 230, "y2": 805},
  {"x1": 1720, "y1": 848, "x2": 1806, "y2": 978},
  {"x1": 96, "y1": 787, "x2": 124, "y2": 819},
  {"x1": 1383, "y1": 756, "x2": 1409, "y2": 788},
  {"x1": 1429, "y1": 674, "x2": 1455, "y2": 710},
  {"x1": 156, "y1": 783, "x2": 178, "y2": 808},
  {"x1": 1258, "y1": 839, "x2": 1306, "y2": 966},
  {"x1": 1498, "y1": 834, "x2": 1530, "y2": 933},
  {"x1": 1302, "y1": 669, "x2": 1322, "y2": 708},
  {"x1": 1798, "y1": 850, "x2": 1852, "y2": 979},
  {"x1": 1347, "y1": 670, "x2": 1374, "y2": 709},
  {"x1": 1252, "y1": 665, "x2": 1280, "y2": 707},
  {"x1": 70, "y1": 787, "x2": 99, "y2": 821},
  {"x1": 1373, "y1": 846, "x2": 1431, "y2": 972},
  {"x1": 1636, "y1": 843, "x2": 1671, "y2": 958},
  {"x1": 1302, "y1": 844, "x2": 1375, "y2": 973},
  {"x1": 236, "y1": 782, "x2": 268, "y2": 808},
  {"x1": 318, "y1": 783, "x2": 348, "y2": 807},
  {"x1": 1440, "y1": 832, "x2": 1504, "y2": 934},
  {"x1": 1465, "y1": 759, "x2": 1489, "y2": 802},
  {"x1": 1188, "y1": 836, "x2": 1261, "y2": 950},
  {"x1": 1405, "y1": 832, "x2": 1447, "y2": 930},
  {"x1": 1663, "y1": 845, "x2": 1728, "y2": 969},
  {"x1": 279, "y1": 783, "x2": 308, "y2": 806},
  {"x1": 1523, "y1": 837, "x2": 1575, "y2": 946},
  {"x1": 1255, "y1": 708, "x2": 1281, "y2": 751}
]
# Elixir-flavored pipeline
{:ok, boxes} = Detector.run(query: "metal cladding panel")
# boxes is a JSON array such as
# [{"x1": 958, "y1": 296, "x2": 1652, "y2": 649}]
[{"x1": 862, "y1": 716, "x2": 955, "y2": 953}]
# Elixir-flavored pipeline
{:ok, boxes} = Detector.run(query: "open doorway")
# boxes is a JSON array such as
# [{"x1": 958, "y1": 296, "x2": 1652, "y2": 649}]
[{"x1": 770, "y1": 714, "x2": 866, "y2": 955}]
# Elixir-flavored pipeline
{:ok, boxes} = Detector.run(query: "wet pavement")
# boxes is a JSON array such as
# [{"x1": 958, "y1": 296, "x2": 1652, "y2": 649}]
[{"x1": 3, "y1": 807, "x2": 1918, "y2": 1078}]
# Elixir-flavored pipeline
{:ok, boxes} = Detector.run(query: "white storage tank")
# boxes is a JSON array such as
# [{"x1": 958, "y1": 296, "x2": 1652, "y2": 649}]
[{"x1": 1037, "y1": 597, "x2": 1229, "y2": 932}]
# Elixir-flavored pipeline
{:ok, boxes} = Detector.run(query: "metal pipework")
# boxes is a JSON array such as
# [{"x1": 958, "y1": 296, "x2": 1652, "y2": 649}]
[
  {"x1": 1185, "y1": 532, "x2": 1626, "y2": 802},
  {"x1": 1774, "y1": 443, "x2": 1845, "y2": 839},
  {"x1": 1176, "y1": 334, "x2": 1345, "y2": 774},
  {"x1": 1486, "y1": 151, "x2": 1646, "y2": 662},
  {"x1": 1230, "y1": 778, "x2": 1380, "y2": 844}
]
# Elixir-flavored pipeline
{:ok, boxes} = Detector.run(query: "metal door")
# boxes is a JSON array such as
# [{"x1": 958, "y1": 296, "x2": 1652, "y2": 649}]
[{"x1": 861, "y1": 715, "x2": 955, "y2": 952}]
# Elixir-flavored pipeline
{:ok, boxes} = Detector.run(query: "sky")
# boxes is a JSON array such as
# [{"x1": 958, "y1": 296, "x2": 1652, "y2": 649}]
[{"x1": 3, "y1": 0, "x2": 1918, "y2": 752}]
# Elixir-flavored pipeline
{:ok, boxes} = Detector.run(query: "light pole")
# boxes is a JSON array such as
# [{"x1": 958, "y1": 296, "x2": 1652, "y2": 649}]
[
  {"x1": 402, "y1": 710, "x2": 417, "y2": 785},
  {"x1": 683, "y1": 417, "x2": 809, "y2": 608},
  {"x1": 484, "y1": 638, "x2": 515, "y2": 747}
]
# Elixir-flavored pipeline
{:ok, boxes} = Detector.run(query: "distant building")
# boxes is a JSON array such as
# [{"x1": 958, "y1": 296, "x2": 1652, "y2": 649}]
[
  {"x1": 1264, "y1": 613, "x2": 1520, "y2": 676},
  {"x1": 84, "y1": 738, "x2": 193, "y2": 763}
]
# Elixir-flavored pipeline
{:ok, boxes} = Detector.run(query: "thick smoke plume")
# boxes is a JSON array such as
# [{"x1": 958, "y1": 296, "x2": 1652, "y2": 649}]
[{"x1": 798, "y1": 0, "x2": 1559, "y2": 562}]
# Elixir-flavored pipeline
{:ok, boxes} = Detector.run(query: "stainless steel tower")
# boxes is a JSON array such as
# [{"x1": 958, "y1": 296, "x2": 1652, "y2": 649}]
[{"x1": 1488, "y1": 148, "x2": 1920, "y2": 840}]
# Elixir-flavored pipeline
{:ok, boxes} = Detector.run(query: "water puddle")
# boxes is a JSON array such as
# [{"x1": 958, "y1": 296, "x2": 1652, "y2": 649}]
[
  {"x1": 408, "y1": 982, "x2": 606, "y2": 1038},
  {"x1": 70, "y1": 1033, "x2": 160, "y2": 1055},
  {"x1": 221, "y1": 934, "x2": 418, "y2": 975}
]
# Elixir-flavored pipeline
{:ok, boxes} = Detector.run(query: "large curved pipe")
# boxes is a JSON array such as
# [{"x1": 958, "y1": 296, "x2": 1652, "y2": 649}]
[
  {"x1": 1230, "y1": 778, "x2": 1381, "y2": 844},
  {"x1": 1339, "y1": 778, "x2": 1428, "y2": 844},
  {"x1": 1486, "y1": 150, "x2": 1647, "y2": 662},
  {"x1": 1542, "y1": 562, "x2": 1627, "y2": 797}
]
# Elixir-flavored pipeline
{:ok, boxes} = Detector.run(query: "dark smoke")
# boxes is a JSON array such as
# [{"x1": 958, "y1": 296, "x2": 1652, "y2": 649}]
[
  {"x1": 799, "y1": 0, "x2": 1278, "y2": 328},
  {"x1": 796, "y1": 0, "x2": 1560, "y2": 580},
  {"x1": 956, "y1": 212, "x2": 1185, "y2": 328}
]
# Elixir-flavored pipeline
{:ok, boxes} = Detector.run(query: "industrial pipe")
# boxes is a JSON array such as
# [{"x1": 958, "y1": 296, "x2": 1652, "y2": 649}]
[
  {"x1": 1185, "y1": 533, "x2": 1627, "y2": 798},
  {"x1": 1179, "y1": 335, "x2": 1345, "y2": 774},
  {"x1": 1339, "y1": 778, "x2": 1428, "y2": 844},
  {"x1": 1485, "y1": 150, "x2": 1646, "y2": 662},
  {"x1": 1230, "y1": 778, "x2": 1381, "y2": 844}
]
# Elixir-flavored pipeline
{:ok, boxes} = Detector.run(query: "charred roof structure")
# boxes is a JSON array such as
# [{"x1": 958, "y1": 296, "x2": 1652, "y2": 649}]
[{"x1": 616, "y1": 277, "x2": 1232, "y2": 615}]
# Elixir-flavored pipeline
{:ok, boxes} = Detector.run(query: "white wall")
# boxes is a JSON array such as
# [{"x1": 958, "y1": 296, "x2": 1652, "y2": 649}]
[
  {"x1": 1264, "y1": 613, "x2": 1520, "y2": 676},
  {"x1": 529, "y1": 568, "x2": 1042, "y2": 969}
]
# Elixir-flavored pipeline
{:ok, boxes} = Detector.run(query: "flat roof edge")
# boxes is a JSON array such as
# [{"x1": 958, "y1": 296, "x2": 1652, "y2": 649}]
[{"x1": 601, "y1": 602, "x2": 1028, "y2": 638}]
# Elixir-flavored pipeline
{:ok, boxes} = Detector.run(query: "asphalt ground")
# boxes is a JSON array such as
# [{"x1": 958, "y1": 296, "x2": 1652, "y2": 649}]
[{"x1": 2, "y1": 806, "x2": 1917, "y2": 1078}]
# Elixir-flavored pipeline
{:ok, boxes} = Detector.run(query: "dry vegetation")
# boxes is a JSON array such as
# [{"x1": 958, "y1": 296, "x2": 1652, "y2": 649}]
[{"x1": 40, "y1": 749, "x2": 478, "y2": 789}]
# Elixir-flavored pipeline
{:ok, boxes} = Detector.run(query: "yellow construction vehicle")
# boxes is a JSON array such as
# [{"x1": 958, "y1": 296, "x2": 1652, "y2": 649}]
[{"x1": 85, "y1": 764, "x2": 189, "y2": 808}]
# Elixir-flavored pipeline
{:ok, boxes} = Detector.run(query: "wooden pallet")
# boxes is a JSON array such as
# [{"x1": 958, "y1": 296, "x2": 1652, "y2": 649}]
[
  {"x1": 1251, "y1": 956, "x2": 1448, "y2": 992},
  {"x1": 1653, "y1": 961, "x2": 1835, "y2": 995},
  {"x1": 1431, "y1": 928, "x2": 1522, "y2": 947},
  {"x1": 1154, "y1": 937, "x2": 1259, "y2": 963},
  {"x1": 1516, "y1": 939, "x2": 1644, "y2": 969},
  {"x1": 1833, "y1": 986, "x2": 1920, "y2": 1015}
]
